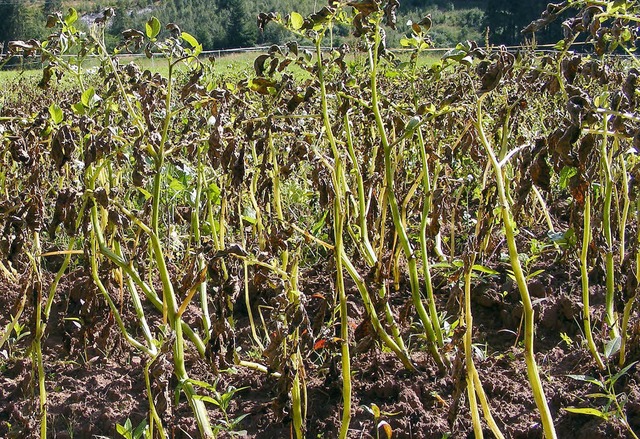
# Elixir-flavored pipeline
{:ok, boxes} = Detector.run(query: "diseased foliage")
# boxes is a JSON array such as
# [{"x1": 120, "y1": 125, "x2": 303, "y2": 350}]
[{"x1": 1, "y1": 1, "x2": 640, "y2": 438}]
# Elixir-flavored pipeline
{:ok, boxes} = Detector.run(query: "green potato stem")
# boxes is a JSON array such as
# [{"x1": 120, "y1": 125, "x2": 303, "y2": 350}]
[
  {"x1": 476, "y1": 96, "x2": 556, "y2": 439},
  {"x1": 600, "y1": 118, "x2": 620, "y2": 339},
  {"x1": 620, "y1": 198, "x2": 640, "y2": 366},
  {"x1": 368, "y1": 19, "x2": 445, "y2": 372},
  {"x1": 580, "y1": 191, "x2": 606, "y2": 369},
  {"x1": 315, "y1": 33, "x2": 352, "y2": 439}
]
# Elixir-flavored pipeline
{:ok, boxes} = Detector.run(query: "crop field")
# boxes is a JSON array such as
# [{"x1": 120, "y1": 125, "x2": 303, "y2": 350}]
[{"x1": 1, "y1": 1, "x2": 640, "y2": 438}]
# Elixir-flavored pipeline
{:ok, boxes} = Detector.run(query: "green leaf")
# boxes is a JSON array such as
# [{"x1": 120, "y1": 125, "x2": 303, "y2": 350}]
[
  {"x1": 460, "y1": 55, "x2": 474, "y2": 65},
  {"x1": 290, "y1": 12, "x2": 304, "y2": 30},
  {"x1": 312, "y1": 211, "x2": 328, "y2": 235},
  {"x1": 559, "y1": 166, "x2": 577, "y2": 189},
  {"x1": 400, "y1": 37, "x2": 415, "y2": 47},
  {"x1": 137, "y1": 187, "x2": 152, "y2": 200},
  {"x1": 566, "y1": 374, "x2": 604, "y2": 388},
  {"x1": 431, "y1": 261, "x2": 454, "y2": 270},
  {"x1": 565, "y1": 407, "x2": 609, "y2": 420},
  {"x1": 81, "y1": 87, "x2": 101, "y2": 108},
  {"x1": 370, "y1": 403, "x2": 381, "y2": 419},
  {"x1": 59, "y1": 33, "x2": 69, "y2": 53},
  {"x1": 249, "y1": 77, "x2": 277, "y2": 94},
  {"x1": 116, "y1": 418, "x2": 133, "y2": 439},
  {"x1": 604, "y1": 336, "x2": 621, "y2": 359},
  {"x1": 472, "y1": 264, "x2": 499, "y2": 275},
  {"x1": 208, "y1": 182, "x2": 221, "y2": 205},
  {"x1": 242, "y1": 215, "x2": 257, "y2": 225},
  {"x1": 64, "y1": 8, "x2": 78, "y2": 26},
  {"x1": 181, "y1": 31, "x2": 203, "y2": 57},
  {"x1": 585, "y1": 392, "x2": 613, "y2": 399},
  {"x1": 442, "y1": 47, "x2": 467, "y2": 62},
  {"x1": 560, "y1": 332, "x2": 573, "y2": 346},
  {"x1": 132, "y1": 419, "x2": 148, "y2": 439},
  {"x1": 169, "y1": 177, "x2": 186, "y2": 192},
  {"x1": 230, "y1": 413, "x2": 249, "y2": 426},
  {"x1": 174, "y1": 384, "x2": 183, "y2": 406},
  {"x1": 81, "y1": 88, "x2": 92, "y2": 107},
  {"x1": 548, "y1": 231, "x2": 565, "y2": 243},
  {"x1": 146, "y1": 17, "x2": 161, "y2": 39},
  {"x1": 548, "y1": 228, "x2": 576, "y2": 248},
  {"x1": 187, "y1": 378, "x2": 215, "y2": 390},
  {"x1": 192, "y1": 394, "x2": 222, "y2": 407},
  {"x1": 526, "y1": 269, "x2": 546, "y2": 279},
  {"x1": 181, "y1": 31, "x2": 199, "y2": 48},
  {"x1": 72, "y1": 102, "x2": 86, "y2": 115},
  {"x1": 48, "y1": 103, "x2": 63, "y2": 124},
  {"x1": 607, "y1": 0, "x2": 627, "y2": 13},
  {"x1": 609, "y1": 361, "x2": 638, "y2": 386}
]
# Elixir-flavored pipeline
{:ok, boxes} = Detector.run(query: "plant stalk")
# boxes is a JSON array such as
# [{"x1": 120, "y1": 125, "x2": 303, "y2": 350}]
[
  {"x1": 580, "y1": 191, "x2": 606, "y2": 369},
  {"x1": 368, "y1": 21, "x2": 445, "y2": 371},
  {"x1": 476, "y1": 96, "x2": 556, "y2": 439},
  {"x1": 315, "y1": 33, "x2": 352, "y2": 438}
]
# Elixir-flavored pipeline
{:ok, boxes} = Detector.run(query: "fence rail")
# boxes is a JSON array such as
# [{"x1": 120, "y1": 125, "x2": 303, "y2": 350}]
[{"x1": 0, "y1": 40, "x2": 629, "y2": 71}]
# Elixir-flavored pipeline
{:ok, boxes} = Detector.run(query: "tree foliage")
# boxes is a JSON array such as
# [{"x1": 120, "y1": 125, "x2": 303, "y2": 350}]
[
  {"x1": 44, "y1": 0, "x2": 63, "y2": 16},
  {"x1": 224, "y1": 0, "x2": 258, "y2": 48},
  {"x1": 0, "y1": 4, "x2": 20, "y2": 45},
  {"x1": 0, "y1": 0, "x2": 570, "y2": 52},
  {"x1": 0, "y1": 3, "x2": 48, "y2": 46},
  {"x1": 484, "y1": 0, "x2": 565, "y2": 45}
]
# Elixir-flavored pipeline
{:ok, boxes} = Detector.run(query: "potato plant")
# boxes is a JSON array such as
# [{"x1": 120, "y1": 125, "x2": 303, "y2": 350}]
[{"x1": 1, "y1": 1, "x2": 640, "y2": 438}]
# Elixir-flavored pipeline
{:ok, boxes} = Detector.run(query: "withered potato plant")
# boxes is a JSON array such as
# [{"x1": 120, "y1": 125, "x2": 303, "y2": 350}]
[{"x1": 1, "y1": 1, "x2": 640, "y2": 438}]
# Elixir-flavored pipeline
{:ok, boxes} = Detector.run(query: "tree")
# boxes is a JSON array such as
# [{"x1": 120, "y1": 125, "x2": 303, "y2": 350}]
[
  {"x1": 0, "y1": 4, "x2": 20, "y2": 46},
  {"x1": 223, "y1": 0, "x2": 258, "y2": 48},
  {"x1": 484, "y1": 0, "x2": 565, "y2": 45},
  {"x1": 0, "y1": 3, "x2": 48, "y2": 48},
  {"x1": 484, "y1": 0, "x2": 523, "y2": 45},
  {"x1": 44, "y1": 0, "x2": 63, "y2": 16}
]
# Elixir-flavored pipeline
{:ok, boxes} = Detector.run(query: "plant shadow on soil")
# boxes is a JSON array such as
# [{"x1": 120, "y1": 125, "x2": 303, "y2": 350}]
[{"x1": 1, "y1": 249, "x2": 639, "y2": 439}]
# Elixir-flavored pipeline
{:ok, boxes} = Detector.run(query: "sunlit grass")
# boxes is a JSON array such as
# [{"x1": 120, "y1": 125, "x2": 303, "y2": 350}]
[
  {"x1": 0, "y1": 51, "x2": 256, "y2": 81},
  {"x1": 0, "y1": 48, "x2": 440, "y2": 90}
]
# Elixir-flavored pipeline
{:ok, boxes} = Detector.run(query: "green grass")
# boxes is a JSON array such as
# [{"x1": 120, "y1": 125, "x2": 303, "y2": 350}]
[
  {"x1": 0, "y1": 69, "x2": 41, "y2": 83},
  {"x1": 0, "y1": 48, "x2": 440, "y2": 89},
  {"x1": 0, "y1": 51, "x2": 257, "y2": 89}
]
